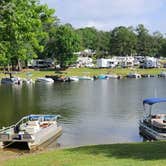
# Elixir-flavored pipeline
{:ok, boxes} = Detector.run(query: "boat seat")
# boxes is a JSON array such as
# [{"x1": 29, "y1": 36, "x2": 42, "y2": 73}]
[
  {"x1": 39, "y1": 121, "x2": 55, "y2": 128},
  {"x1": 151, "y1": 119, "x2": 166, "y2": 128},
  {"x1": 151, "y1": 114, "x2": 166, "y2": 119},
  {"x1": 25, "y1": 121, "x2": 40, "y2": 134},
  {"x1": 27, "y1": 121, "x2": 39, "y2": 126}
]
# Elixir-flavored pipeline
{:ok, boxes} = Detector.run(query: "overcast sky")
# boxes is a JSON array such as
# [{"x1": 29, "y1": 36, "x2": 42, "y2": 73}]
[{"x1": 41, "y1": 0, "x2": 166, "y2": 33}]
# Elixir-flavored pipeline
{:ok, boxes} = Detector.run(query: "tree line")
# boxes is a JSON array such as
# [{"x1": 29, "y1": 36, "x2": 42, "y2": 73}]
[{"x1": 1, "y1": 0, "x2": 166, "y2": 70}]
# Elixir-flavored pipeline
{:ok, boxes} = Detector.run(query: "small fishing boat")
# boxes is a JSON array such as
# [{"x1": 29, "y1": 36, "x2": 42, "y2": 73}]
[
  {"x1": 35, "y1": 77, "x2": 54, "y2": 84},
  {"x1": 0, "y1": 114, "x2": 62, "y2": 150},
  {"x1": 78, "y1": 76, "x2": 94, "y2": 80},
  {"x1": 139, "y1": 98, "x2": 166, "y2": 140},
  {"x1": 106, "y1": 74, "x2": 119, "y2": 79},
  {"x1": 97, "y1": 75, "x2": 108, "y2": 80},
  {"x1": 158, "y1": 71, "x2": 166, "y2": 77},
  {"x1": 22, "y1": 78, "x2": 34, "y2": 85},
  {"x1": 127, "y1": 72, "x2": 141, "y2": 78},
  {"x1": 1, "y1": 77, "x2": 22, "y2": 85},
  {"x1": 69, "y1": 76, "x2": 79, "y2": 81}
]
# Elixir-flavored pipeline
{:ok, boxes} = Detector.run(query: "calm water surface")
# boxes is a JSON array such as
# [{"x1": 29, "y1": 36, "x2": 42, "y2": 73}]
[{"x1": 0, "y1": 77, "x2": 166, "y2": 148}]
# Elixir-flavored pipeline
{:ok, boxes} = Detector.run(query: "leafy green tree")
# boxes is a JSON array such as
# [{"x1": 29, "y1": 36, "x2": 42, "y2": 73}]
[
  {"x1": 150, "y1": 31, "x2": 164, "y2": 57},
  {"x1": 136, "y1": 24, "x2": 164, "y2": 57},
  {"x1": 95, "y1": 31, "x2": 110, "y2": 58},
  {"x1": 136, "y1": 24, "x2": 152, "y2": 56},
  {"x1": 76, "y1": 27, "x2": 98, "y2": 51},
  {"x1": 159, "y1": 38, "x2": 166, "y2": 57},
  {"x1": 110, "y1": 26, "x2": 137, "y2": 56},
  {"x1": 45, "y1": 25, "x2": 81, "y2": 68},
  {"x1": 0, "y1": 0, "x2": 55, "y2": 70}
]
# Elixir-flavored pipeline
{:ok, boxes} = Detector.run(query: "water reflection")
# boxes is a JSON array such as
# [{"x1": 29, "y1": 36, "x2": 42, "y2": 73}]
[{"x1": 0, "y1": 78, "x2": 166, "y2": 148}]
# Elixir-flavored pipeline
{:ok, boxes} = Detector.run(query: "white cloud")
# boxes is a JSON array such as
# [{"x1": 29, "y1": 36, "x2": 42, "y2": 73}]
[{"x1": 41, "y1": 0, "x2": 166, "y2": 32}]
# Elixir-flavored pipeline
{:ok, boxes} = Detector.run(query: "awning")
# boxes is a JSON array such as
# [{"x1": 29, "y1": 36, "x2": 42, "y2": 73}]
[{"x1": 143, "y1": 98, "x2": 166, "y2": 105}]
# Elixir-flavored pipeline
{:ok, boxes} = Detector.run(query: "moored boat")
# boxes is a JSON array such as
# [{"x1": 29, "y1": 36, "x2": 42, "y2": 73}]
[
  {"x1": 127, "y1": 72, "x2": 141, "y2": 78},
  {"x1": 22, "y1": 78, "x2": 34, "y2": 85},
  {"x1": 78, "y1": 76, "x2": 94, "y2": 80},
  {"x1": 106, "y1": 74, "x2": 119, "y2": 79},
  {"x1": 69, "y1": 76, "x2": 79, "y2": 81},
  {"x1": 1, "y1": 77, "x2": 22, "y2": 85},
  {"x1": 158, "y1": 71, "x2": 166, "y2": 77},
  {"x1": 139, "y1": 98, "x2": 166, "y2": 140},
  {"x1": 0, "y1": 114, "x2": 62, "y2": 150},
  {"x1": 97, "y1": 75, "x2": 108, "y2": 80},
  {"x1": 35, "y1": 77, "x2": 54, "y2": 84}
]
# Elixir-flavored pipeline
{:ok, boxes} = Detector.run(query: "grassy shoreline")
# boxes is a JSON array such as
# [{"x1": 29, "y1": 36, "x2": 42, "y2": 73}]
[
  {"x1": 2, "y1": 142, "x2": 166, "y2": 166},
  {"x1": 0, "y1": 68, "x2": 165, "y2": 80}
]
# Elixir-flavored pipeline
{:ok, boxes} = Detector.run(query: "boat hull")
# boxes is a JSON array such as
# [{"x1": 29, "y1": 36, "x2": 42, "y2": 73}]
[
  {"x1": 35, "y1": 78, "x2": 54, "y2": 84},
  {"x1": 139, "y1": 121, "x2": 166, "y2": 140},
  {"x1": 0, "y1": 126, "x2": 62, "y2": 150},
  {"x1": 28, "y1": 125, "x2": 62, "y2": 150}
]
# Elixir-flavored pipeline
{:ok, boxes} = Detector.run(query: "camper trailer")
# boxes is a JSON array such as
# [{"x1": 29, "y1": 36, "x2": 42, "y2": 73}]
[
  {"x1": 97, "y1": 58, "x2": 118, "y2": 68},
  {"x1": 143, "y1": 57, "x2": 159, "y2": 68},
  {"x1": 28, "y1": 59, "x2": 54, "y2": 68}
]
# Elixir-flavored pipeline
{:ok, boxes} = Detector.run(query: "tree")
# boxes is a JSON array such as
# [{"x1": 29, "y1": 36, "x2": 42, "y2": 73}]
[
  {"x1": 110, "y1": 26, "x2": 137, "y2": 56},
  {"x1": 159, "y1": 38, "x2": 166, "y2": 57},
  {"x1": 76, "y1": 27, "x2": 98, "y2": 51},
  {"x1": 0, "y1": 0, "x2": 55, "y2": 70},
  {"x1": 150, "y1": 31, "x2": 164, "y2": 57},
  {"x1": 95, "y1": 31, "x2": 111, "y2": 58},
  {"x1": 45, "y1": 25, "x2": 81, "y2": 68},
  {"x1": 136, "y1": 24, "x2": 152, "y2": 56}
]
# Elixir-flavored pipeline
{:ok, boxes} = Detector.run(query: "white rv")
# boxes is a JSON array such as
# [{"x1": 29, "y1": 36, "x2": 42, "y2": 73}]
[
  {"x1": 143, "y1": 57, "x2": 159, "y2": 68},
  {"x1": 97, "y1": 58, "x2": 118, "y2": 68},
  {"x1": 28, "y1": 59, "x2": 54, "y2": 68}
]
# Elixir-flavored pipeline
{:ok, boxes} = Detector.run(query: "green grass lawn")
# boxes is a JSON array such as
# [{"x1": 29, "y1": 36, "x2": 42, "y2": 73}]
[
  {"x1": 3, "y1": 142, "x2": 166, "y2": 166},
  {"x1": 64, "y1": 67, "x2": 165, "y2": 76},
  {"x1": 0, "y1": 67, "x2": 165, "y2": 80}
]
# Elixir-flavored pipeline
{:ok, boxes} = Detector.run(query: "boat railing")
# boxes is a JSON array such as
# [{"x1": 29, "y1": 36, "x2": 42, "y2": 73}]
[{"x1": 0, "y1": 124, "x2": 15, "y2": 133}]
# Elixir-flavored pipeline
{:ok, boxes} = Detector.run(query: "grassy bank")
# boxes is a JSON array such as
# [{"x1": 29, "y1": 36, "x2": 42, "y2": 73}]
[
  {"x1": 0, "y1": 68, "x2": 165, "y2": 80},
  {"x1": 2, "y1": 142, "x2": 166, "y2": 166},
  {"x1": 64, "y1": 68, "x2": 165, "y2": 77}
]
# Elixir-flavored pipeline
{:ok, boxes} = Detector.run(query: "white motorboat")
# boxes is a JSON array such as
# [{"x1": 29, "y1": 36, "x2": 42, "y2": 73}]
[
  {"x1": 139, "y1": 98, "x2": 166, "y2": 140},
  {"x1": 0, "y1": 114, "x2": 62, "y2": 150},
  {"x1": 78, "y1": 76, "x2": 94, "y2": 80},
  {"x1": 1, "y1": 77, "x2": 22, "y2": 85},
  {"x1": 158, "y1": 71, "x2": 166, "y2": 77},
  {"x1": 106, "y1": 74, "x2": 119, "y2": 79},
  {"x1": 69, "y1": 76, "x2": 79, "y2": 81},
  {"x1": 127, "y1": 72, "x2": 141, "y2": 78},
  {"x1": 35, "y1": 77, "x2": 54, "y2": 84},
  {"x1": 22, "y1": 78, "x2": 34, "y2": 85}
]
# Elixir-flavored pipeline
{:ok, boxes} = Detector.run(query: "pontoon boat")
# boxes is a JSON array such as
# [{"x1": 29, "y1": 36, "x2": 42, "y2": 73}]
[
  {"x1": 139, "y1": 98, "x2": 166, "y2": 140},
  {"x1": 0, "y1": 114, "x2": 62, "y2": 150}
]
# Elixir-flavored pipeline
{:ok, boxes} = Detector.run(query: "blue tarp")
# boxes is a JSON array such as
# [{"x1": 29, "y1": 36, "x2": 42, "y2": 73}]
[{"x1": 143, "y1": 98, "x2": 166, "y2": 105}]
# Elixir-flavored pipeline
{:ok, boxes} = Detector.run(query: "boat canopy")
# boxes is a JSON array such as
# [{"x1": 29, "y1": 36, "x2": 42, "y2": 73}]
[
  {"x1": 15, "y1": 114, "x2": 61, "y2": 125},
  {"x1": 143, "y1": 98, "x2": 166, "y2": 105},
  {"x1": 28, "y1": 114, "x2": 61, "y2": 121}
]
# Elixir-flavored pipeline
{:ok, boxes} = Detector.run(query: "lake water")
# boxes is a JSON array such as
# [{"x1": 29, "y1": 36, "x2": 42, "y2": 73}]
[{"x1": 0, "y1": 77, "x2": 166, "y2": 148}]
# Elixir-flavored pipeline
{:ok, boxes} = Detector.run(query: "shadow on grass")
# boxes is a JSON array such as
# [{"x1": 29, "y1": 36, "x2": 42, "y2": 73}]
[{"x1": 66, "y1": 141, "x2": 166, "y2": 161}]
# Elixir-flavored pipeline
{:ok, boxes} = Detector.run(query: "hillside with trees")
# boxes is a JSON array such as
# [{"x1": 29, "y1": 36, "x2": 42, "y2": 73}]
[{"x1": 1, "y1": 0, "x2": 166, "y2": 70}]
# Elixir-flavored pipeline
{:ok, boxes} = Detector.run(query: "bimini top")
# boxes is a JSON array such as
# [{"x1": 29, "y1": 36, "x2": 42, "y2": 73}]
[
  {"x1": 28, "y1": 114, "x2": 61, "y2": 121},
  {"x1": 143, "y1": 98, "x2": 166, "y2": 105}
]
